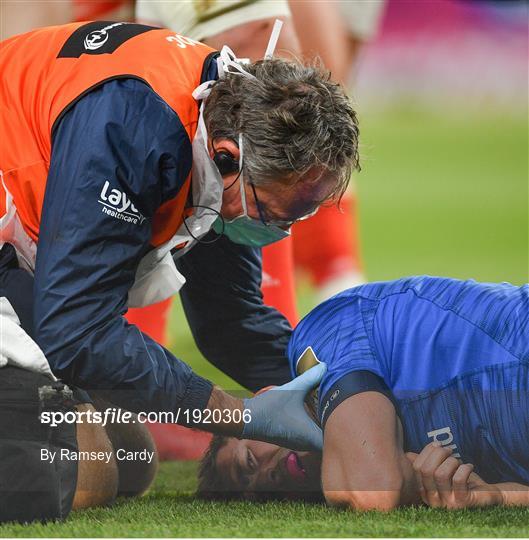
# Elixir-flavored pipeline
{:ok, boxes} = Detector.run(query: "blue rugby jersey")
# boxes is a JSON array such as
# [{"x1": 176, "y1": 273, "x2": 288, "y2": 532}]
[{"x1": 288, "y1": 276, "x2": 529, "y2": 484}]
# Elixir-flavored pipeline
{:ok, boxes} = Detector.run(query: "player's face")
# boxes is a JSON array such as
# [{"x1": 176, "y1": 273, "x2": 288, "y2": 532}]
[{"x1": 215, "y1": 438, "x2": 322, "y2": 498}]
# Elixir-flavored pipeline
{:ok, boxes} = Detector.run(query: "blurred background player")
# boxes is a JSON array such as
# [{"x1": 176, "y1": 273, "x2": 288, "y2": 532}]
[
  {"x1": 289, "y1": 0, "x2": 385, "y2": 301},
  {"x1": 1, "y1": 0, "x2": 72, "y2": 37}
]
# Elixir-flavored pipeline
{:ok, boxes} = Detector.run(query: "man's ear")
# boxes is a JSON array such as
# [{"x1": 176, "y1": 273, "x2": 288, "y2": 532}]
[{"x1": 210, "y1": 138, "x2": 240, "y2": 160}]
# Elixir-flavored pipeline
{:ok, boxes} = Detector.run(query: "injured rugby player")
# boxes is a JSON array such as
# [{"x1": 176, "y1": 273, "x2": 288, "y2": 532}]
[{"x1": 197, "y1": 277, "x2": 529, "y2": 510}]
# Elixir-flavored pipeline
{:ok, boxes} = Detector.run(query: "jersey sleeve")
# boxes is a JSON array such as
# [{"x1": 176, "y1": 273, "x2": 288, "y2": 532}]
[
  {"x1": 34, "y1": 78, "x2": 213, "y2": 419},
  {"x1": 287, "y1": 293, "x2": 388, "y2": 426}
]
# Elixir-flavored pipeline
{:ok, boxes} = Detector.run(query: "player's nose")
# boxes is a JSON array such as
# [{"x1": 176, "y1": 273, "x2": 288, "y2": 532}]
[
  {"x1": 264, "y1": 454, "x2": 287, "y2": 487},
  {"x1": 257, "y1": 463, "x2": 282, "y2": 488},
  {"x1": 252, "y1": 451, "x2": 280, "y2": 488}
]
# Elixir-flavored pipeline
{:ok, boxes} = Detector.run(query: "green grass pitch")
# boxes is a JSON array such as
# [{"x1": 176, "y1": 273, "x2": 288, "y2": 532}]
[{"x1": 1, "y1": 108, "x2": 527, "y2": 537}]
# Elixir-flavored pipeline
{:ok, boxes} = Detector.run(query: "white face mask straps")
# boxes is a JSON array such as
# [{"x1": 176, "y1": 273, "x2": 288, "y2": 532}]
[
  {"x1": 218, "y1": 17, "x2": 283, "y2": 78},
  {"x1": 192, "y1": 19, "x2": 284, "y2": 220},
  {"x1": 264, "y1": 19, "x2": 283, "y2": 59},
  {"x1": 217, "y1": 46, "x2": 257, "y2": 80},
  {"x1": 238, "y1": 133, "x2": 249, "y2": 215},
  {"x1": 193, "y1": 19, "x2": 283, "y2": 101}
]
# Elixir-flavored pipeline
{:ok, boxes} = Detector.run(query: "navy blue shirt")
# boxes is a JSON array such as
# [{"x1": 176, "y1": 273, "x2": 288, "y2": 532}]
[{"x1": 31, "y1": 78, "x2": 291, "y2": 420}]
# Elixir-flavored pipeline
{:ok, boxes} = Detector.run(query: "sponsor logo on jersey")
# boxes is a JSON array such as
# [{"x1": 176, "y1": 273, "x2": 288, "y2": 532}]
[
  {"x1": 84, "y1": 22, "x2": 126, "y2": 51},
  {"x1": 427, "y1": 426, "x2": 461, "y2": 458},
  {"x1": 98, "y1": 181, "x2": 145, "y2": 225},
  {"x1": 57, "y1": 22, "x2": 157, "y2": 58}
]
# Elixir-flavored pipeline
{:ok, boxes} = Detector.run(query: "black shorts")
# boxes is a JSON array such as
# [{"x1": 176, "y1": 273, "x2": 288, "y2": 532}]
[{"x1": 0, "y1": 366, "x2": 81, "y2": 524}]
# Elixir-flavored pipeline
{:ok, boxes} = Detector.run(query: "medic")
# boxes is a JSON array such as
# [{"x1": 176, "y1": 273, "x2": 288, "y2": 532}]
[{"x1": 0, "y1": 21, "x2": 360, "y2": 450}]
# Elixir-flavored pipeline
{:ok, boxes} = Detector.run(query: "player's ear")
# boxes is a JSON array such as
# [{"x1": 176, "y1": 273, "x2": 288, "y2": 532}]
[{"x1": 254, "y1": 385, "x2": 277, "y2": 396}]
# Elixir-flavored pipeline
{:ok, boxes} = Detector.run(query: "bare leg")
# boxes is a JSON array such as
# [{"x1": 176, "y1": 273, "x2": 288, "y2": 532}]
[
  {"x1": 91, "y1": 397, "x2": 159, "y2": 497},
  {"x1": 0, "y1": 1, "x2": 72, "y2": 40},
  {"x1": 202, "y1": 16, "x2": 301, "y2": 61},
  {"x1": 72, "y1": 404, "x2": 119, "y2": 510},
  {"x1": 288, "y1": 0, "x2": 362, "y2": 84}
]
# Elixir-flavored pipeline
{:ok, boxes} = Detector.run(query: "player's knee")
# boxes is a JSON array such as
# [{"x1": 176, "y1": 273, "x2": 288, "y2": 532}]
[
  {"x1": 89, "y1": 397, "x2": 159, "y2": 497},
  {"x1": 108, "y1": 417, "x2": 159, "y2": 497},
  {"x1": 118, "y1": 421, "x2": 159, "y2": 497},
  {"x1": 72, "y1": 404, "x2": 119, "y2": 510}
]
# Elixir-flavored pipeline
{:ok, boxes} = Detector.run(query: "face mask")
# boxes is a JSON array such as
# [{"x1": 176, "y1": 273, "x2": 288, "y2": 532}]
[
  {"x1": 212, "y1": 211, "x2": 290, "y2": 247},
  {"x1": 212, "y1": 135, "x2": 290, "y2": 247}
]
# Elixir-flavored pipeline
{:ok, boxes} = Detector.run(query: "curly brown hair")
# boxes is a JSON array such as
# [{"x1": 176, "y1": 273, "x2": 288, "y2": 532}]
[{"x1": 196, "y1": 435, "x2": 236, "y2": 500}]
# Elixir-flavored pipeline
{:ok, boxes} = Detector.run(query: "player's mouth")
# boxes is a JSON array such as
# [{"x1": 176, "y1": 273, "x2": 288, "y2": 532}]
[{"x1": 285, "y1": 451, "x2": 306, "y2": 481}]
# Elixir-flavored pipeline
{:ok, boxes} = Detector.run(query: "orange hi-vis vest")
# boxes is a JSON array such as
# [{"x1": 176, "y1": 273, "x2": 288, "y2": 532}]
[{"x1": 0, "y1": 21, "x2": 215, "y2": 257}]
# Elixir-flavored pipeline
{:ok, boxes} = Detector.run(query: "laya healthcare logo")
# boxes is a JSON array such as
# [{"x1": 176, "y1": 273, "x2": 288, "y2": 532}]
[
  {"x1": 99, "y1": 181, "x2": 145, "y2": 225},
  {"x1": 84, "y1": 22, "x2": 127, "y2": 51}
]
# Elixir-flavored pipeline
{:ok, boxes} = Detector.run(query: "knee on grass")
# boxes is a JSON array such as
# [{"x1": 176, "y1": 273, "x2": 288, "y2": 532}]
[
  {"x1": 90, "y1": 397, "x2": 159, "y2": 498},
  {"x1": 72, "y1": 404, "x2": 119, "y2": 510}
]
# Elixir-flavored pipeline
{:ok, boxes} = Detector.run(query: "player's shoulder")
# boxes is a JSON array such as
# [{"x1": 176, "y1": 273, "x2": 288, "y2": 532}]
[
  {"x1": 288, "y1": 276, "x2": 528, "y2": 376},
  {"x1": 287, "y1": 277, "x2": 424, "y2": 350},
  {"x1": 287, "y1": 281, "x2": 386, "y2": 378}
]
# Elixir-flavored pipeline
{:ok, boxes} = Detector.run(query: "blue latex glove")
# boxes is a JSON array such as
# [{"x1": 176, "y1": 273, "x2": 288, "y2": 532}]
[{"x1": 241, "y1": 363, "x2": 326, "y2": 451}]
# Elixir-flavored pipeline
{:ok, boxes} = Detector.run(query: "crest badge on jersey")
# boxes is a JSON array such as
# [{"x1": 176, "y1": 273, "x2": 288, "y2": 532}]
[
  {"x1": 295, "y1": 346, "x2": 321, "y2": 376},
  {"x1": 296, "y1": 346, "x2": 321, "y2": 420}
]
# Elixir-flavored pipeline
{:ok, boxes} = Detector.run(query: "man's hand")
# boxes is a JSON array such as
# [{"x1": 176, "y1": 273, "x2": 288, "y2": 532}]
[
  {"x1": 241, "y1": 363, "x2": 326, "y2": 451},
  {"x1": 407, "y1": 443, "x2": 503, "y2": 509}
]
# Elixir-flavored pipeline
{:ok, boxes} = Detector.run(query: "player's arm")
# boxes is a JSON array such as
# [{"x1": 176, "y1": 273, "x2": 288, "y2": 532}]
[
  {"x1": 495, "y1": 484, "x2": 529, "y2": 506},
  {"x1": 321, "y1": 375, "x2": 421, "y2": 511},
  {"x1": 408, "y1": 445, "x2": 529, "y2": 508},
  {"x1": 176, "y1": 234, "x2": 292, "y2": 392}
]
